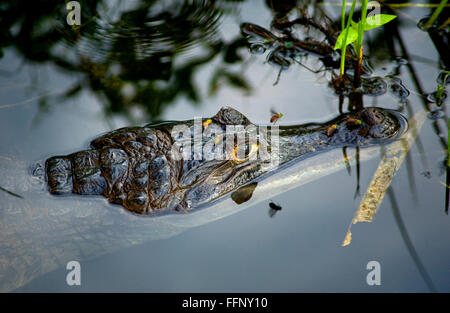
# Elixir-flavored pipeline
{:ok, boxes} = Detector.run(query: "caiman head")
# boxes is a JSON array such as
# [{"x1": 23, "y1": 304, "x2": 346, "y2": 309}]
[
  {"x1": 45, "y1": 107, "x2": 262, "y2": 215},
  {"x1": 44, "y1": 106, "x2": 407, "y2": 215}
]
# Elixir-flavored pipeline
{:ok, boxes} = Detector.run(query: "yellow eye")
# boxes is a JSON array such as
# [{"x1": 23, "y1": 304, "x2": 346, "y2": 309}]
[
  {"x1": 326, "y1": 124, "x2": 338, "y2": 137},
  {"x1": 203, "y1": 119, "x2": 212, "y2": 128},
  {"x1": 233, "y1": 143, "x2": 259, "y2": 162},
  {"x1": 249, "y1": 143, "x2": 259, "y2": 156}
]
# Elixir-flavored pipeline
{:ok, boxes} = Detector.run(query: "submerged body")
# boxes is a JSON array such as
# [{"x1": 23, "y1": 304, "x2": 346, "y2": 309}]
[
  {"x1": 0, "y1": 106, "x2": 407, "y2": 292},
  {"x1": 45, "y1": 106, "x2": 407, "y2": 214}
]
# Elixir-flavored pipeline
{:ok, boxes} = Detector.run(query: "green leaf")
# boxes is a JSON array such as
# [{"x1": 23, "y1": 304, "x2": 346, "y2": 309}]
[
  {"x1": 364, "y1": 14, "x2": 397, "y2": 31},
  {"x1": 334, "y1": 26, "x2": 358, "y2": 50}
]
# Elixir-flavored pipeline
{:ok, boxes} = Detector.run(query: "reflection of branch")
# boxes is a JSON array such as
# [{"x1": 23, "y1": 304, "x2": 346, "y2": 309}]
[
  {"x1": 389, "y1": 14, "x2": 450, "y2": 213},
  {"x1": 342, "y1": 108, "x2": 426, "y2": 246},
  {"x1": 353, "y1": 146, "x2": 360, "y2": 198},
  {"x1": 390, "y1": 18, "x2": 447, "y2": 149},
  {"x1": 446, "y1": 165, "x2": 450, "y2": 214},
  {"x1": 388, "y1": 187, "x2": 437, "y2": 293},
  {"x1": 0, "y1": 89, "x2": 64, "y2": 110},
  {"x1": 0, "y1": 186, "x2": 23, "y2": 199}
]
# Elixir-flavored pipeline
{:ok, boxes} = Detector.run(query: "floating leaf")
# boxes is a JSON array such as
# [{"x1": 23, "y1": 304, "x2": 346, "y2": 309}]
[{"x1": 334, "y1": 26, "x2": 358, "y2": 50}]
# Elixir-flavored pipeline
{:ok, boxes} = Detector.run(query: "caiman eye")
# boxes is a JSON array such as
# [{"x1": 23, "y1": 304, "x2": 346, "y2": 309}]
[{"x1": 233, "y1": 143, "x2": 259, "y2": 161}]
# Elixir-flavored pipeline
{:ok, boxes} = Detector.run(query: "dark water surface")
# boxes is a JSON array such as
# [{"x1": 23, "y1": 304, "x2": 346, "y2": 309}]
[{"x1": 1, "y1": 0, "x2": 449, "y2": 292}]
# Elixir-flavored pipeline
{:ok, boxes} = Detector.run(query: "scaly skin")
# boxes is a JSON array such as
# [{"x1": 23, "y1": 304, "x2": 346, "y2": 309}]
[{"x1": 45, "y1": 106, "x2": 407, "y2": 214}]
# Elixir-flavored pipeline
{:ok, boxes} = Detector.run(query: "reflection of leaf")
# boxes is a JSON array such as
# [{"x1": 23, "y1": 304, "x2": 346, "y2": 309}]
[
  {"x1": 223, "y1": 38, "x2": 247, "y2": 63},
  {"x1": 63, "y1": 83, "x2": 83, "y2": 97},
  {"x1": 225, "y1": 72, "x2": 250, "y2": 91},
  {"x1": 1, "y1": 0, "x2": 241, "y2": 123},
  {"x1": 209, "y1": 72, "x2": 220, "y2": 96},
  {"x1": 209, "y1": 68, "x2": 251, "y2": 96}
]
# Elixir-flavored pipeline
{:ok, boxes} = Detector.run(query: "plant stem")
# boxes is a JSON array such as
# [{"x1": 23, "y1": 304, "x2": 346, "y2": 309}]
[
  {"x1": 424, "y1": 0, "x2": 448, "y2": 29},
  {"x1": 448, "y1": 118, "x2": 450, "y2": 168},
  {"x1": 341, "y1": 0, "x2": 346, "y2": 30},
  {"x1": 354, "y1": 0, "x2": 368, "y2": 86},
  {"x1": 355, "y1": 0, "x2": 368, "y2": 55},
  {"x1": 436, "y1": 71, "x2": 449, "y2": 105},
  {"x1": 339, "y1": 0, "x2": 357, "y2": 78}
]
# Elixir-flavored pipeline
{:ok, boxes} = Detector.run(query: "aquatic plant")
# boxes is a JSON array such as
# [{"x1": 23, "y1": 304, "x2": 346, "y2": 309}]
[
  {"x1": 436, "y1": 70, "x2": 450, "y2": 105},
  {"x1": 336, "y1": 0, "x2": 357, "y2": 78},
  {"x1": 423, "y1": 0, "x2": 448, "y2": 29},
  {"x1": 439, "y1": 71, "x2": 450, "y2": 171},
  {"x1": 334, "y1": 0, "x2": 397, "y2": 79}
]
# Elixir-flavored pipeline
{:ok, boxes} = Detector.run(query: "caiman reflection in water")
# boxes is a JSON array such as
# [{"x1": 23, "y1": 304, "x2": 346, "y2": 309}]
[{"x1": 45, "y1": 106, "x2": 407, "y2": 214}]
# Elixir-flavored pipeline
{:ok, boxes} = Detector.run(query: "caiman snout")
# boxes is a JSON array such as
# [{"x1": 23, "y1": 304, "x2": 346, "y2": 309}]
[
  {"x1": 46, "y1": 157, "x2": 75, "y2": 194},
  {"x1": 357, "y1": 107, "x2": 407, "y2": 141},
  {"x1": 46, "y1": 150, "x2": 108, "y2": 196}
]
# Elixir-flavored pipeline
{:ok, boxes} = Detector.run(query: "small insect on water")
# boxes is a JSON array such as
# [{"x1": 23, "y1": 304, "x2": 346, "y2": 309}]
[
  {"x1": 326, "y1": 124, "x2": 338, "y2": 137},
  {"x1": 345, "y1": 118, "x2": 362, "y2": 126},
  {"x1": 270, "y1": 109, "x2": 283, "y2": 124},
  {"x1": 268, "y1": 200, "x2": 282, "y2": 218},
  {"x1": 203, "y1": 119, "x2": 212, "y2": 128}
]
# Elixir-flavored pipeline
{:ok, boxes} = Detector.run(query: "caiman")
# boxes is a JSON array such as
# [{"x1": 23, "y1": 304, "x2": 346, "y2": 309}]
[
  {"x1": 45, "y1": 106, "x2": 406, "y2": 214},
  {"x1": 0, "y1": 106, "x2": 407, "y2": 292}
]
